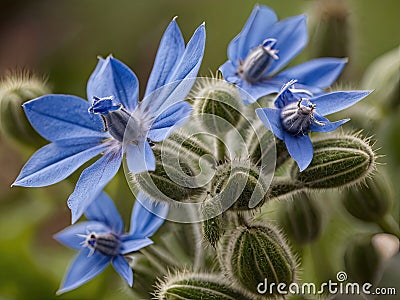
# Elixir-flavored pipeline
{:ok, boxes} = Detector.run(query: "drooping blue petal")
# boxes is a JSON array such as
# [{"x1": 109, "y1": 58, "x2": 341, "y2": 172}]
[
  {"x1": 228, "y1": 5, "x2": 278, "y2": 64},
  {"x1": 85, "y1": 192, "x2": 124, "y2": 234},
  {"x1": 238, "y1": 80, "x2": 282, "y2": 104},
  {"x1": 68, "y1": 149, "x2": 123, "y2": 224},
  {"x1": 148, "y1": 101, "x2": 192, "y2": 142},
  {"x1": 219, "y1": 61, "x2": 240, "y2": 83},
  {"x1": 23, "y1": 95, "x2": 107, "y2": 142},
  {"x1": 129, "y1": 192, "x2": 169, "y2": 238},
  {"x1": 120, "y1": 237, "x2": 153, "y2": 254},
  {"x1": 274, "y1": 58, "x2": 347, "y2": 89},
  {"x1": 284, "y1": 132, "x2": 314, "y2": 171},
  {"x1": 265, "y1": 15, "x2": 308, "y2": 75},
  {"x1": 256, "y1": 108, "x2": 284, "y2": 140},
  {"x1": 57, "y1": 249, "x2": 110, "y2": 295},
  {"x1": 311, "y1": 114, "x2": 349, "y2": 132},
  {"x1": 125, "y1": 141, "x2": 156, "y2": 174},
  {"x1": 54, "y1": 221, "x2": 110, "y2": 250},
  {"x1": 86, "y1": 56, "x2": 139, "y2": 112},
  {"x1": 144, "y1": 19, "x2": 185, "y2": 96},
  {"x1": 12, "y1": 138, "x2": 106, "y2": 187},
  {"x1": 312, "y1": 90, "x2": 372, "y2": 116},
  {"x1": 168, "y1": 23, "x2": 206, "y2": 83},
  {"x1": 111, "y1": 255, "x2": 133, "y2": 287}
]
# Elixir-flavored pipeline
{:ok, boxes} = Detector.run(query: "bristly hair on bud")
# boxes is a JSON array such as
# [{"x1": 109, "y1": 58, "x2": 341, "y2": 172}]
[
  {"x1": 221, "y1": 223, "x2": 298, "y2": 296},
  {"x1": 290, "y1": 131, "x2": 377, "y2": 190},
  {"x1": 0, "y1": 69, "x2": 50, "y2": 148},
  {"x1": 209, "y1": 158, "x2": 270, "y2": 211},
  {"x1": 190, "y1": 76, "x2": 245, "y2": 137},
  {"x1": 154, "y1": 270, "x2": 253, "y2": 300}
]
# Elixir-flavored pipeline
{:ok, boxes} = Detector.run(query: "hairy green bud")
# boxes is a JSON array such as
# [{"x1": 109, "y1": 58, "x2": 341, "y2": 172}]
[
  {"x1": 344, "y1": 234, "x2": 383, "y2": 285},
  {"x1": 280, "y1": 192, "x2": 323, "y2": 245},
  {"x1": 291, "y1": 134, "x2": 375, "y2": 189},
  {"x1": 155, "y1": 272, "x2": 252, "y2": 300},
  {"x1": 131, "y1": 142, "x2": 206, "y2": 204},
  {"x1": 201, "y1": 195, "x2": 224, "y2": 247},
  {"x1": 223, "y1": 224, "x2": 297, "y2": 296},
  {"x1": 210, "y1": 160, "x2": 269, "y2": 211},
  {"x1": 0, "y1": 70, "x2": 49, "y2": 148},
  {"x1": 192, "y1": 77, "x2": 244, "y2": 136},
  {"x1": 342, "y1": 174, "x2": 392, "y2": 222}
]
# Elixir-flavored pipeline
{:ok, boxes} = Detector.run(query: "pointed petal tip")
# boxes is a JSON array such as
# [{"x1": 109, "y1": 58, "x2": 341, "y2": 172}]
[{"x1": 172, "y1": 15, "x2": 178, "y2": 21}]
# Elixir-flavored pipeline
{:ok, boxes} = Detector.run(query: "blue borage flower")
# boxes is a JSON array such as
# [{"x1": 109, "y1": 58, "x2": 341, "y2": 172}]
[
  {"x1": 54, "y1": 192, "x2": 168, "y2": 294},
  {"x1": 219, "y1": 4, "x2": 347, "y2": 104},
  {"x1": 256, "y1": 80, "x2": 372, "y2": 171},
  {"x1": 12, "y1": 19, "x2": 205, "y2": 223}
]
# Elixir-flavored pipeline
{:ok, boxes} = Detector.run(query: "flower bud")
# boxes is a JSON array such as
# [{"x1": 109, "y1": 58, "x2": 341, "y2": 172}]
[
  {"x1": 210, "y1": 160, "x2": 269, "y2": 211},
  {"x1": 131, "y1": 141, "x2": 206, "y2": 204},
  {"x1": 342, "y1": 174, "x2": 392, "y2": 222},
  {"x1": 223, "y1": 224, "x2": 297, "y2": 296},
  {"x1": 201, "y1": 195, "x2": 224, "y2": 247},
  {"x1": 192, "y1": 77, "x2": 244, "y2": 136},
  {"x1": 0, "y1": 70, "x2": 49, "y2": 148},
  {"x1": 155, "y1": 272, "x2": 252, "y2": 300},
  {"x1": 344, "y1": 234, "x2": 383, "y2": 284},
  {"x1": 279, "y1": 192, "x2": 323, "y2": 245},
  {"x1": 291, "y1": 134, "x2": 375, "y2": 189}
]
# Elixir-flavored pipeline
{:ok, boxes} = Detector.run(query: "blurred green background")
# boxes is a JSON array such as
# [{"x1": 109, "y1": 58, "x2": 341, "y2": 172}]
[{"x1": 0, "y1": 0, "x2": 399, "y2": 299}]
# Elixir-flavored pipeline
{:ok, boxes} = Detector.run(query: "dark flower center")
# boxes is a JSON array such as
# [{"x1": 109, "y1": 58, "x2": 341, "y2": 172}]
[
  {"x1": 88, "y1": 96, "x2": 131, "y2": 142},
  {"x1": 237, "y1": 38, "x2": 279, "y2": 83},
  {"x1": 82, "y1": 231, "x2": 121, "y2": 257},
  {"x1": 280, "y1": 99, "x2": 324, "y2": 136}
]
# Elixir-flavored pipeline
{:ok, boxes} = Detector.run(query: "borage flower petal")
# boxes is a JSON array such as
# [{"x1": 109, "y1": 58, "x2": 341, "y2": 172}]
[
  {"x1": 256, "y1": 80, "x2": 371, "y2": 171},
  {"x1": 55, "y1": 192, "x2": 168, "y2": 294},
  {"x1": 13, "y1": 18, "x2": 205, "y2": 223},
  {"x1": 220, "y1": 4, "x2": 347, "y2": 103}
]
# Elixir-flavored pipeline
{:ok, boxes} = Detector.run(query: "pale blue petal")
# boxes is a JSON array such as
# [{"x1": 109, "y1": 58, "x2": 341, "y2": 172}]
[
  {"x1": 57, "y1": 249, "x2": 110, "y2": 295},
  {"x1": 129, "y1": 192, "x2": 169, "y2": 238},
  {"x1": 144, "y1": 19, "x2": 185, "y2": 96},
  {"x1": 238, "y1": 80, "x2": 281, "y2": 103},
  {"x1": 54, "y1": 221, "x2": 109, "y2": 250},
  {"x1": 312, "y1": 90, "x2": 372, "y2": 116},
  {"x1": 23, "y1": 95, "x2": 107, "y2": 142},
  {"x1": 311, "y1": 115, "x2": 349, "y2": 132},
  {"x1": 168, "y1": 23, "x2": 206, "y2": 83},
  {"x1": 229, "y1": 5, "x2": 278, "y2": 63},
  {"x1": 219, "y1": 61, "x2": 239, "y2": 83},
  {"x1": 256, "y1": 108, "x2": 284, "y2": 140},
  {"x1": 148, "y1": 102, "x2": 192, "y2": 142},
  {"x1": 12, "y1": 138, "x2": 106, "y2": 187},
  {"x1": 86, "y1": 56, "x2": 139, "y2": 112},
  {"x1": 275, "y1": 58, "x2": 347, "y2": 89},
  {"x1": 85, "y1": 192, "x2": 124, "y2": 234},
  {"x1": 284, "y1": 132, "x2": 313, "y2": 172},
  {"x1": 120, "y1": 237, "x2": 153, "y2": 254},
  {"x1": 125, "y1": 141, "x2": 156, "y2": 174},
  {"x1": 266, "y1": 15, "x2": 308, "y2": 75},
  {"x1": 68, "y1": 149, "x2": 123, "y2": 224},
  {"x1": 86, "y1": 57, "x2": 106, "y2": 99},
  {"x1": 112, "y1": 255, "x2": 133, "y2": 287}
]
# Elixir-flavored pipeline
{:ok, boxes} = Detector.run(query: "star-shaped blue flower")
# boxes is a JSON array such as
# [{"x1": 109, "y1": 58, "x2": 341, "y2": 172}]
[
  {"x1": 256, "y1": 80, "x2": 371, "y2": 171},
  {"x1": 12, "y1": 19, "x2": 205, "y2": 223},
  {"x1": 54, "y1": 191, "x2": 168, "y2": 294},
  {"x1": 219, "y1": 4, "x2": 347, "y2": 104}
]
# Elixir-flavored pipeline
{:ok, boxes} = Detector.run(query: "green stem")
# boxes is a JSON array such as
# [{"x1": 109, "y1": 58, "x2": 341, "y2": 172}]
[{"x1": 377, "y1": 214, "x2": 400, "y2": 239}]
